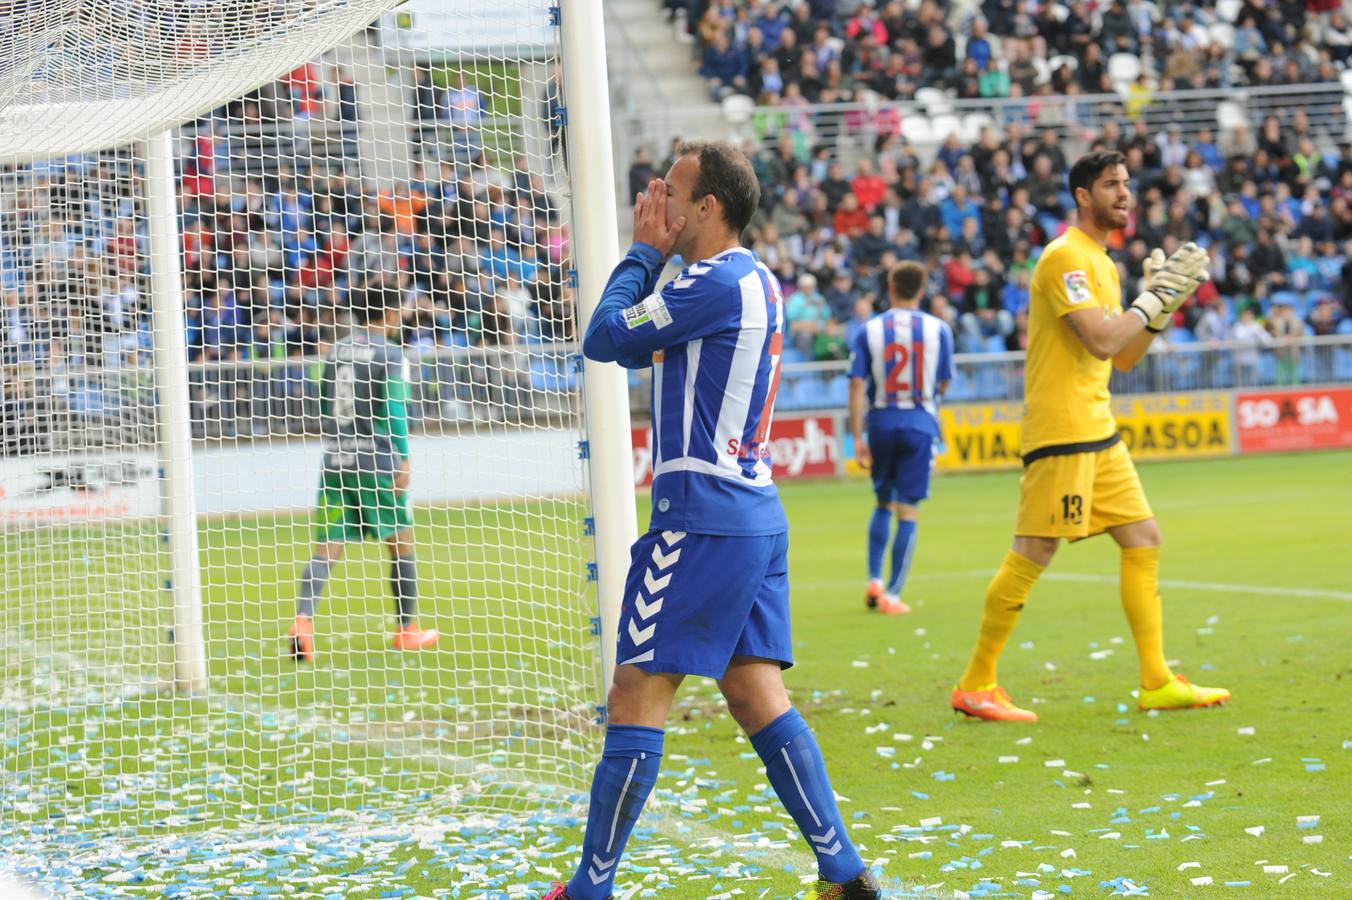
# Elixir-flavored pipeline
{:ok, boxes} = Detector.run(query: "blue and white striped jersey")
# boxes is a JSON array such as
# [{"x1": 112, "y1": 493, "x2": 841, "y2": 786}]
[
  {"x1": 847, "y1": 307, "x2": 953, "y2": 437},
  {"x1": 584, "y1": 243, "x2": 788, "y2": 536}
]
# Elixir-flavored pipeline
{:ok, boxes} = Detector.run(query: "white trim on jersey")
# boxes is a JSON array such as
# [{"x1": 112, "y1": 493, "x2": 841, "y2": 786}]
[
  {"x1": 652, "y1": 455, "x2": 775, "y2": 486},
  {"x1": 713, "y1": 270, "x2": 769, "y2": 478}
]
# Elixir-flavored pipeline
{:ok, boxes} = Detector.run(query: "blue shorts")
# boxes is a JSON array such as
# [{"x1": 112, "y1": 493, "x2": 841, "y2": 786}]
[
  {"x1": 869, "y1": 425, "x2": 935, "y2": 505},
  {"x1": 614, "y1": 529, "x2": 792, "y2": 680}
]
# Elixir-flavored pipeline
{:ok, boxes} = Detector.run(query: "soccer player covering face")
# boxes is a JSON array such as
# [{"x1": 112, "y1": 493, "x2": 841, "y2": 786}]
[
  {"x1": 286, "y1": 286, "x2": 439, "y2": 662},
  {"x1": 848, "y1": 261, "x2": 953, "y2": 615},
  {"x1": 950, "y1": 152, "x2": 1230, "y2": 723},
  {"x1": 542, "y1": 142, "x2": 880, "y2": 900}
]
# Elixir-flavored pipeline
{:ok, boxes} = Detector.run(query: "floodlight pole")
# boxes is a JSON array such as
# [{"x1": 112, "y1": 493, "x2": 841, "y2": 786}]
[
  {"x1": 146, "y1": 130, "x2": 208, "y2": 694},
  {"x1": 561, "y1": 0, "x2": 639, "y2": 698}
]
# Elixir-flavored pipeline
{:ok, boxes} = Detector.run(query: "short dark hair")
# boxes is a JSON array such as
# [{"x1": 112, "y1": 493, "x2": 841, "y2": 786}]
[
  {"x1": 677, "y1": 140, "x2": 761, "y2": 234},
  {"x1": 351, "y1": 284, "x2": 404, "y2": 325},
  {"x1": 888, "y1": 260, "x2": 926, "y2": 301},
  {"x1": 1068, "y1": 151, "x2": 1127, "y2": 209}
]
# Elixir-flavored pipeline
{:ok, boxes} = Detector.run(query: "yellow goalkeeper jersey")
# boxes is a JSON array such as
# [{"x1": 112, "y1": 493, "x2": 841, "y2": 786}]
[{"x1": 1022, "y1": 226, "x2": 1123, "y2": 456}]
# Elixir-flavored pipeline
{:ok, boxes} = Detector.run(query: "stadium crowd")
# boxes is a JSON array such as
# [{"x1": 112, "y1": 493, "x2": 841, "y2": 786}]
[
  {"x1": 7, "y1": 1, "x2": 1352, "y2": 452},
  {"x1": 0, "y1": 60, "x2": 573, "y2": 449},
  {"x1": 624, "y1": 0, "x2": 1352, "y2": 364}
]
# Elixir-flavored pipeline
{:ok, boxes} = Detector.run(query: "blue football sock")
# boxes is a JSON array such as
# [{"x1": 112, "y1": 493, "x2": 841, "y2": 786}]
[
  {"x1": 888, "y1": 519, "x2": 918, "y2": 597},
  {"x1": 751, "y1": 709, "x2": 865, "y2": 883},
  {"x1": 566, "y1": 725, "x2": 664, "y2": 900},
  {"x1": 867, "y1": 507, "x2": 890, "y2": 581}
]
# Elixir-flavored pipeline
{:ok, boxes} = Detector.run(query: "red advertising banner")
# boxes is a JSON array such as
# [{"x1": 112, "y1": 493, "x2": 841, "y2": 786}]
[
  {"x1": 1234, "y1": 387, "x2": 1352, "y2": 454},
  {"x1": 632, "y1": 415, "x2": 840, "y2": 487}
]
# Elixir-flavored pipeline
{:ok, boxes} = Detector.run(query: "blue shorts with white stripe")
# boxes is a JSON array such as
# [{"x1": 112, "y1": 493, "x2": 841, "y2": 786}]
[{"x1": 614, "y1": 529, "x2": 792, "y2": 680}]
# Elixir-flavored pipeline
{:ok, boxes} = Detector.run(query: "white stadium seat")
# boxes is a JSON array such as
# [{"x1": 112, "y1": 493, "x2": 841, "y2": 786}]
[
  {"x1": 720, "y1": 93, "x2": 755, "y2": 125},
  {"x1": 1216, "y1": 99, "x2": 1246, "y2": 131},
  {"x1": 1209, "y1": 22, "x2": 1235, "y2": 51},
  {"x1": 1108, "y1": 52, "x2": 1142, "y2": 84},
  {"x1": 1049, "y1": 54, "x2": 1079, "y2": 73},
  {"x1": 900, "y1": 115, "x2": 932, "y2": 144},
  {"x1": 1340, "y1": 68, "x2": 1352, "y2": 94},
  {"x1": 961, "y1": 111, "x2": 994, "y2": 143},
  {"x1": 1216, "y1": 0, "x2": 1242, "y2": 23},
  {"x1": 929, "y1": 113, "x2": 962, "y2": 141},
  {"x1": 915, "y1": 86, "x2": 953, "y2": 115}
]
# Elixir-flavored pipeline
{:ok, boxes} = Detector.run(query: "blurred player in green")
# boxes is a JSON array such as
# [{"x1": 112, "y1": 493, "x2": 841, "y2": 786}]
[{"x1": 288, "y1": 285, "x2": 439, "y2": 662}]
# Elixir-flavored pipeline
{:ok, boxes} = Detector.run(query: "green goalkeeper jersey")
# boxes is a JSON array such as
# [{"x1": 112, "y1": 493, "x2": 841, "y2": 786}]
[{"x1": 320, "y1": 330, "x2": 411, "y2": 477}]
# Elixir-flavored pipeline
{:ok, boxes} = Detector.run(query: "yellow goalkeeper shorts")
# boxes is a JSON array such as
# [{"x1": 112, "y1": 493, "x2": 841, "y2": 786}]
[{"x1": 1015, "y1": 437, "x2": 1153, "y2": 540}]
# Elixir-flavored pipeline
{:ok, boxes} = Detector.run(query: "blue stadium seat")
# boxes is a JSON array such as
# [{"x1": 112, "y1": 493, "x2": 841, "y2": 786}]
[
  {"x1": 1336, "y1": 318, "x2": 1352, "y2": 335},
  {"x1": 780, "y1": 345, "x2": 808, "y2": 365},
  {"x1": 795, "y1": 377, "x2": 830, "y2": 410},
  {"x1": 1270, "y1": 291, "x2": 1302, "y2": 316},
  {"x1": 1259, "y1": 354, "x2": 1276, "y2": 383},
  {"x1": 1335, "y1": 349, "x2": 1352, "y2": 381},
  {"x1": 827, "y1": 374, "x2": 849, "y2": 406},
  {"x1": 946, "y1": 369, "x2": 975, "y2": 402},
  {"x1": 983, "y1": 335, "x2": 1007, "y2": 354},
  {"x1": 529, "y1": 357, "x2": 577, "y2": 393}
]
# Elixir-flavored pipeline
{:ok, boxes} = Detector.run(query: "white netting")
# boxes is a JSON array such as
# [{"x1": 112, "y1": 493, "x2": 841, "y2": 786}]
[
  {"x1": 0, "y1": 0, "x2": 405, "y2": 162},
  {"x1": 0, "y1": 0, "x2": 601, "y2": 875}
]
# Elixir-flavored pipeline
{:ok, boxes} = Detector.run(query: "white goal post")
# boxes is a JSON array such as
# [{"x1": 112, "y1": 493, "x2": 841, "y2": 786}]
[{"x1": 0, "y1": 0, "x2": 635, "y2": 867}]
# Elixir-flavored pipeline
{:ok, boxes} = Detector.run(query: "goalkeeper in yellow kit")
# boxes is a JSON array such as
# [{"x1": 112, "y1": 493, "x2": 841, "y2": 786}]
[{"x1": 951, "y1": 151, "x2": 1230, "y2": 722}]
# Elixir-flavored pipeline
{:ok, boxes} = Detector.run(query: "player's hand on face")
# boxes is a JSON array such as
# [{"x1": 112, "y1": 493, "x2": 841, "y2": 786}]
[{"x1": 633, "y1": 178, "x2": 687, "y2": 260}]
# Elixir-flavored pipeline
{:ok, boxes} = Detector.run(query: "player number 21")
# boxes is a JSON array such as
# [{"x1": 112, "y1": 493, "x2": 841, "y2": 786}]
[{"x1": 883, "y1": 342, "x2": 911, "y2": 392}]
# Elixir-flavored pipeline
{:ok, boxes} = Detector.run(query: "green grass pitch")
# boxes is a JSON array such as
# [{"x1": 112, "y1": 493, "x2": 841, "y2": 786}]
[{"x1": 3, "y1": 450, "x2": 1350, "y2": 898}]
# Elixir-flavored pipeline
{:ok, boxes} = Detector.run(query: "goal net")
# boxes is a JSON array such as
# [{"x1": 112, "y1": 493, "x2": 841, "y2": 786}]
[{"x1": 1, "y1": 0, "x2": 606, "y2": 877}]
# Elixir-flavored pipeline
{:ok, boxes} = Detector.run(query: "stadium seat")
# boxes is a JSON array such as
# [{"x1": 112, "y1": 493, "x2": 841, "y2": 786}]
[
  {"x1": 780, "y1": 344, "x2": 808, "y2": 365},
  {"x1": 1271, "y1": 290, "x2": 1303, "y2": 317},
  {"x1": 983, "y1": 335, "x2": 1007, "y2": 354},
  {"x1": 797, "y1": 377, "x2": 831, "y2": 410},
  {"x1": 1337, "y1": 318, "x2": 1352, "y2": 335},
  {"x1": 1031, "y1": 57, "x2": 1052, "y2": 85},
  {"x1": 827, "y1": 375, "x2": 849, "y2": 406},
  {"x1": 1216, "y1": 0, "x2": 1242, "y2": 21},
  {"x1": 721, "y1": 93, "x2": 755, "y2": 125},
  {"x1": 930, "y1": 113, "x2": 962, "y2": 141},
  {"x1": 901, "y1": 115, "x2": 932, "y2": 144},
  {"x1": 529, "y1": 357, "x2": 577, "y2": 393},
  {"x1": 946, "y1": 369, "x2": 975, "y2": 402},
  {"x1": 1208, "y1": 22, "x2": 1235, "y2": 51},
  {"x1": 1335, "y1": 349, "x2": 1352, "y2": 380},
  {"x1": 1341, "y1": 69, "x2": 1352, "y2": 95},
  {"x1": 1048, "y1": 54, "x2": 1079, "y2": 73},
  {"x1": 1216, "y1": 100, "x2": 1246, "y2": 131},
  {"x1": 915, "y1": 86, "x2": 952, "y2": 116},
  {"x1": 961, "y1": 111, "x2": 994, "y2": 143},
  {"x1": 1108, "y1": 53, "x2": 1142, "y2": 84}
]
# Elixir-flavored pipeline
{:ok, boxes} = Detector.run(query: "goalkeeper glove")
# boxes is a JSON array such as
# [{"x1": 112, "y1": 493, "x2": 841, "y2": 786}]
[{"x1": 1129, "y1": 243, "x2": 1210, "y2": 332}]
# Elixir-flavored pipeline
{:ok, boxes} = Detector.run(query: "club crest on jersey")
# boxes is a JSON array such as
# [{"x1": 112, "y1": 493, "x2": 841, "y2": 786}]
[
  {"x1": 623, "y1": 293, "x2": 674, "y2": 330},
  {"x1": 1063, "y1": 270, "x2": 1093, "y2": 305}
]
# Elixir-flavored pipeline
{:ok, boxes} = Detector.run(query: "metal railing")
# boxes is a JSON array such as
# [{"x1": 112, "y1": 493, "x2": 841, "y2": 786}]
[
  {"x1": 0, "y1": 342, "x2": 581, "y2": 457},
  {"x1": 624, "y1": 335, "x2": 1352, "y2": 414},
  {"x1": 628, "y1": 82, "x2": 1349, "y2": 167},
  {"x1": 4, "y1": 336, "x2": 1350, "y2": 456}
]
